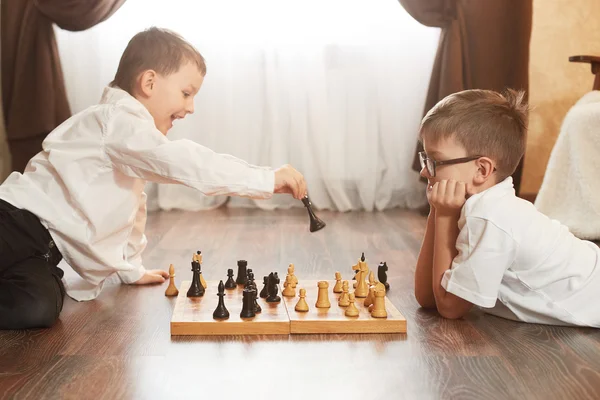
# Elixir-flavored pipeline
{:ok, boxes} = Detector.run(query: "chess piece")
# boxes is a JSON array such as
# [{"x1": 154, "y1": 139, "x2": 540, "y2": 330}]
[
  {"x1": 295, "y1": 288, "x2": 309, "y2": 312},
  {"x1": 352, "y1": 253, "x2": 369, "y2": 298},
  {"x1": 378, "y1": 261, "x2": 390, "y2": 291},
  {"x1": 266, "y1": 272, "x2": 281, "y2": 303},
  {"x1": 370, "y1": 288, "x2": 388, "y2": 318},
  {"x1": 315, "y1": 281, "x2": 331, "y2": 308},
  {"x1": 364, "y1": 287, "x2": 374, "y2": 307},
  {"x1": 301, "y1": 194, "x2": 326, "y2": 232},
  {"x1": 240, "y1": 287, "x2": 257, "y2": 318},
  {"x1": 333, "y1": 271, "x2": 343, "y2": 293},
  {"x1": 245, "y1": 272, "x2": 261, "y2": 313},
  {"x1": 287, "y1": 264, "x2": 298, "y2": 288},
  {"x1": 164, "y1": 264, "x2": 179, "y2": 296},
  {"x1": 236, "y1": 260, "x2": 248, "y2": 286},
  {"x1": 213, "y1": 280, "x2": 230, "y2": 319},
  {"x1": 186, "y1": 260, "x2": 205, "y2": 297},
  {"x1": 195, "y1": 251, "x2": 207, "y2": 289},
  {"x1": 282, "y1": 274, "x2": 296, "y2": 297},
  {"x1": 224, "y1": 268, "x2": 237, "y2": 289},
  {"x1": 345, "y1": 293, "x2": 359, "y2": 317},
  {"x1": 338, "y1": 280, "x2": 350, "y2": 306},
  {"x1": 259, "y1": 276, "x2": 269, "y2": 298},
  {"x1": 245, "y1": 271, "x2": 254, "y2": 290}
]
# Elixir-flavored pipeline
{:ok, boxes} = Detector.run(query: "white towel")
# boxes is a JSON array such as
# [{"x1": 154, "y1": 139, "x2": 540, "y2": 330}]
[{"x1": 535, "y1": 90, "x2": 600, "y2": 240}]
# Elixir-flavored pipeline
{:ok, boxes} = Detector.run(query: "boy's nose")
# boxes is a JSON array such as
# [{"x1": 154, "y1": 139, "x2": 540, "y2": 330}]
[{"x1": 186, "y1": 101, "x2": 195, "y2": 115}]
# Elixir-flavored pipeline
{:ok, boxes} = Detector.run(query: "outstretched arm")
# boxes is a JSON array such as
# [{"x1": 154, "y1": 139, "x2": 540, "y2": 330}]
[{"x1": 414, "y1": 208, "x2": 437, "y2": 308}]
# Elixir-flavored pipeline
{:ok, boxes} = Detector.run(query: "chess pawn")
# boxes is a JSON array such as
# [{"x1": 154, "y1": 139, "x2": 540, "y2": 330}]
[
  {"x1": 370, "y1": 288, "x2": 388, "y2": 318},
  {"x1": 345, "y1": 293, "x2": 359, "y2": 317},
  {"x1": 378, "y1": 261, "x2": 390, "y2": 291},
  {"x1": 315, "y1": 281, "x2": 331, "y2": 308},
  {"x1": 240, "y1": 288, "x2": 256, "y2": 318},
  {"x1": 288, "y1": 264, "x2": 298, "y2": 288},
  {"x1": 165, "y1": 264, "x2": 179, "y2": 296},
  {"x1": 224, "y1": 268, "x2": 237, "y2": 289},
  {"x1": 259, "y1": 276, "x2": 269, "y2": 298},
  {"x1": 282, "y1": 274, "x2": 296, "y2": 297},
  {"x1": 301, "y1": 194, "x2": 326, "y2": 232},
  {"x1": 295, "y1": 288, "x2": 309, "y2": 312},
  {"x1": 213, "y1": 280, "x2": 230, "y2": 320},
  {"x1": 338, "y1": 280, "x2": 350, "y2": 307},
  {"x1": 368, "y1": 271, "x2": 375, "y2": 286},
  {"x1": 236, "y1": 260, "x2": 248, "y2": 286},
  {"x1": 333, "y1": 271, "x2": 343, "y2": 293}
]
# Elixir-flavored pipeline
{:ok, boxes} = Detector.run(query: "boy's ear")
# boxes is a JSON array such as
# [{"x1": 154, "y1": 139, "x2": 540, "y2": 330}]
[
  {"x1": 138, "y1": 70, "x2": 157, "y2": 97},
  {"x1": 474, "y1": 157, "x2": 495, "y2": 183}
]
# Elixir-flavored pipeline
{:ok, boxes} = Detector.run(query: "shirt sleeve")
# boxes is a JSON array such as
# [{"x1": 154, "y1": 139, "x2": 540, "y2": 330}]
[
  {"x1": 118, "y1": 191, "x2": 148, "y2": 284},
  {"x1": 102, "y1": 107, "x2": 275, "y2": 199},
  {"x1": 441, "y1": 216, "x2": 517, "y2": 308}
]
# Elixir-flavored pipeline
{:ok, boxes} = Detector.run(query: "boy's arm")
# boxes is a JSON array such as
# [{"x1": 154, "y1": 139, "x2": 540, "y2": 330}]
[
  {"x1": 430, "y1": 180, "x2": 473, "y2": 319},
  {"x1": 414, "y1": 208, "x2": 437, "y2": 308},
  {"x1": 117, "y1": 192, "x2": 148, "y2": 284},
  {"x1": 103, "y1": 113, "x2": 275, "y2": 199}
]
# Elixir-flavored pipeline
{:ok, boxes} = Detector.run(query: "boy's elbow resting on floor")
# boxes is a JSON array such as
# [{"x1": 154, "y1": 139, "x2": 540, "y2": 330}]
[
  {"x1": 437, "y1": 305, "x2": 467, "y2": 320},
  {"x1": 414, "y1": 289, "x2": 436, "y2": 309}
]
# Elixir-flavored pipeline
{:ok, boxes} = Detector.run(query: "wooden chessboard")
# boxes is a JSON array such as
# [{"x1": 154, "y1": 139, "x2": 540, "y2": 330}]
[
  {"x1": 282, "y1": 280, "x2": 407, "y2": 334},
  {"x1": 170, "y1": 281, "x2": 290, "y2": 335},
  {"x1": 170, "y1": 280, "x2": 407, "y2": 336}
]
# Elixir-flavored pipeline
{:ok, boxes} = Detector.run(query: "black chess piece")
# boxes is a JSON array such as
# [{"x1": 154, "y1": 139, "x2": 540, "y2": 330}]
[
  {"x1": 246, "y1": 272, "x2": 261, "y2": 313},
  {"x1": 266, "y1": 272, "x2": 281, "y2": 303},
  {"x1": 240, "y1": 287, "x2": 256, "y2": 318},
  {"x1": 187, "y1": 261, "x2": 205, "y2": 297},
  {"x1": 236, "y1": 260, "x2": 248, "y2": 286},
  {"x1": 259, "y1": 276, "x2": 269, "y2": 298},
  {"x1": 213, "y1": 280, "x2": 230, "y2": 319},
  {"x1": 245, "y1": 270, "x2": 254, "y2": 289},
  {"x1": 224, "y1": 268, "x2": 237, "y2": 289},
  {"x1": 301, "y1": 194, "x2": 326, "y2": 233},
  {"x1": 378, "y1": 261, "x2": 390, "y2": 291}
]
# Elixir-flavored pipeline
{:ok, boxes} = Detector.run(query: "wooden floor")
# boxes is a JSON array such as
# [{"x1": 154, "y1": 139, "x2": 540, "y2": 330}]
[{"x1": 1, "y1": 207, "x2": 600, "y2": 399}]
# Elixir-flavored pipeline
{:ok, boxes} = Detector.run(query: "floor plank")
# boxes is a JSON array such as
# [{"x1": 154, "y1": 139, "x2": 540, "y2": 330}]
[{"x1": 1, "y1": 207, "x2": 599, "y2": 400}]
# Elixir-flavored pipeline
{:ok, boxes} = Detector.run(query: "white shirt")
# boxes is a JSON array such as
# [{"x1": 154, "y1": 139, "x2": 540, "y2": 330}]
[
  {"x1": 0, "y1": 87, "x2": 275, "y2": 301},
  {"x1": 441, "y1": 177, "x2": 600, "y2": 327}
]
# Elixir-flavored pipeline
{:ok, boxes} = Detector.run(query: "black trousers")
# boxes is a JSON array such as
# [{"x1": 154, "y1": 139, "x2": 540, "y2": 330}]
[{"x1": 0, "y1": 199, "x2": 65, "y2": 329}]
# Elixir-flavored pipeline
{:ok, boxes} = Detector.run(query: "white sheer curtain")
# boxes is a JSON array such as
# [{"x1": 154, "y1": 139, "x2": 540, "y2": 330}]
[{"x1": 55, "y1": 0, "x2": 439, "y2": 212}]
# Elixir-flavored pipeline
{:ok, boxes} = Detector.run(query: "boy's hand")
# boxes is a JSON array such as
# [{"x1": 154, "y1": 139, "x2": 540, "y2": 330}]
[
  {"x1": 274, "y1": 164, "x2": 307, "y2": 200},
  {"x1": 430, "y1": 180, "x2": 467, "y2": 215},
  {"x1": 133, "y1": 269, "x2": 169, "y2": 285}
]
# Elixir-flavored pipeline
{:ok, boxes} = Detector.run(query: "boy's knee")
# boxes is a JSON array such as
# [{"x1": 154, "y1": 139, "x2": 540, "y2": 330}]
[{"x1": 0, "y1": 296, "x2": 60, "y2": 329}]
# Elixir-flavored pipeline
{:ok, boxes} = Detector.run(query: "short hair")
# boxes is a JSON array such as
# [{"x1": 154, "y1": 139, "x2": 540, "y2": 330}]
[
  {"x1": 110, "y1": 27, "x2": 206, "y2": 94},
  {"x1": 419, "y1": 89, "x2": 528, "y2": 182}
]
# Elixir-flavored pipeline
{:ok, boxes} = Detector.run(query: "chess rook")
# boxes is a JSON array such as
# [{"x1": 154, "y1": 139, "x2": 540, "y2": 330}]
[
  {"x1": 315, "y1": 281, "x2": 331, "y2": 308},
  {"x1": 240, "y1": 287, "x2": 257, "y2": 318},
  {"x1": 236, "y1": 260, "x2": 248, "y2": 286},
  {"x1": 370, "y1": 289, "x2": 388, "y2": 318}
]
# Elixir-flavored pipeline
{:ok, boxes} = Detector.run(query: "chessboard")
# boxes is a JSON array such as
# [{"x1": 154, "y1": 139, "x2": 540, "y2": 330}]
[
  {"x1": 171, "y1": 281, "x2": 291, "y2": 335},
  {"x1": 282, "y1": 280, "x2": 406, "y2": 334},
  {"x1": 170, "y1": 279, "x2": 407, "y2": 336}
]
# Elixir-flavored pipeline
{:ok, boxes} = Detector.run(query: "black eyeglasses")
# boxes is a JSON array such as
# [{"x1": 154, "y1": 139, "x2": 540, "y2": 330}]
[{"x1": 418, "y1": 151, "x2": 483, "y2": 177}]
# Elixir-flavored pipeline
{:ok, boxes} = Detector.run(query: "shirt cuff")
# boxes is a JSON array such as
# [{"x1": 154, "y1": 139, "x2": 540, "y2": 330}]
[
  {"x1": 441, "y1": 272, "x2": 498, "y2": 308},
  {"x1": 246, "y1": 168, "x2": 275, "y2": 199},
  {"x1": 117, "y1": 264, "x2": 146, "y2": 284}
]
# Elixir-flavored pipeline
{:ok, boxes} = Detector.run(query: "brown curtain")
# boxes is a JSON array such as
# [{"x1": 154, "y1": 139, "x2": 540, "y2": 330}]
[
  {"x1": 398, "y1": 0, "x2": 533, "y2": 194},
  {"x1": 1, "y1": 0, "x2": 126, "y2": 173}
]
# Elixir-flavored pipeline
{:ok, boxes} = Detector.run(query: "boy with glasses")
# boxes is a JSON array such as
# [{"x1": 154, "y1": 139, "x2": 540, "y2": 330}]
[{"x1": 415, "y1": 89, "x2": 600, "y2": 327}]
